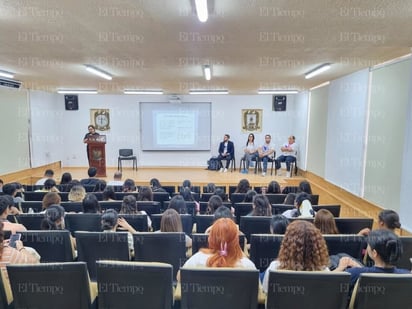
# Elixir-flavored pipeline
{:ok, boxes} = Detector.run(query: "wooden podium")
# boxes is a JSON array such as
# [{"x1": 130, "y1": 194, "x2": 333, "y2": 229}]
[{"x1": 86, "y1": 135, "x2": 106, "y2": 177}]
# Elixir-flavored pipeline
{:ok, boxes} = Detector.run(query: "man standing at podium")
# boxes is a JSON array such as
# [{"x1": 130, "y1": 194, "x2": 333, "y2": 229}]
[{"x1": 83, "y1": 125, "x2": 100, "y2": 166}]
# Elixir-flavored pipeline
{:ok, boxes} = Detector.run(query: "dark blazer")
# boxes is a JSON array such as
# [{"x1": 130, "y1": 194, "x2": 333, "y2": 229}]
[{"x1": 218, "y1": 140, "x2": 235, "y2": 157}]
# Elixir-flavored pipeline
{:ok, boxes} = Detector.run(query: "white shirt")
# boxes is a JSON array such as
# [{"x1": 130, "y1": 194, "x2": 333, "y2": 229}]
[
  {"x1": 182, "y1": 251, "x2": 256, "y2": 269},
  {"x1": 281, "y1": 142, "x2": 297, "y2": 157},
  {"x1": 107, "y1": 180, "x2": 124, "y2": 186}
]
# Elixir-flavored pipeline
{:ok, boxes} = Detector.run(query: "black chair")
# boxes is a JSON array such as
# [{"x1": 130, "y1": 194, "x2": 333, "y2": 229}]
[
  {"x1": 202, "y1": 185, "x2": 226, "y2": 193},
  {"x1": 313, "y1": 204, "x2": 341, "y2": 217},
  {"x1": 151, "y1": 214, "x2": 193, "y2": 235},
  {"x1": 23, "y1": 191, "x2": 47, "y2": 201},
  {"x1": 136, "y1": 201, "x2": 161, "y2": 217},
  {"x1": 271, "y1": 204, "x2": 295, "y2": 215},
  {"x1": 239, "y1": 216, "x2": 272, "y2": 242},
  {"x1": 7, "y1": 262, "x2": 96, "y2": 309},
  {"x1": 265, "y1": 194, "x2": 287, "y2": 204},
  {"x1": 99, "y1": 201, "x2": 122, "y2": 212},
  {"x1": 65, "y1": 213, "x2": 102, "y2": 235},
  {"x1": 163, "y1": 201, "x2": 197, "y2": 216},
  {"x1": 133, "y1": 232, "x2": 186, "y2": 280},
  {"x1": 172, "y1": 192, "x2": 201, "y2": 202},
  {"x1": 161, "y1": 186, "x2": 176, "y2": 196},
  {"x1": 195, "y1": 215, "x2": 214, "y2": 233},
  {"x1": 199, "y1": 202, "x2": 232, "y2": 214},
  {"x1": 19, "y1": 201, "x2": 43, "y2": 213},
  {"x1": 266, "y1": 270, "x2": 350, "y2": 309},
  {"x1": 324, "y1": 234, "x2": 366, "y2": 260},
  {"x1": 349, "y1": 273, "x2": 412, "y2": 309},
  {"x1": 334, "y1": 218, "x2": 373, "y2": 234},
  {"x1": 75, "y1": 231, "x2": 131, "y2": 281},
  {"x1": 228, "y1": 186, "x2": 238, "y2": 199},
  {"x1": 254, "y1": 154, "x2": 275, "y2": 175},
  {"x1": 0, "y1": 264, "x2": 11, "y2": 308},
  {"x1": 118, "y1": 214, "x2": 149, "y2": 232},
  {"x1": 96, "y1": 261, "x2": 173, "y2": 309},
  {"x1": 16, "y1": 214, "x2": 44, "y2": 230},
  {"x1": 249, "y1": 234, "x2": 283, "y2": 272},
  {"x1": 60, "y1": 201, "x2": 83, "y2": 213},
  {"x1": 233, "y1": 202, "x2": 253, "y2": 223},
  {"x1": 152, "y1": 192, "x2": 171, "y2": 210},
  {"x1": 177, "y1": 185, "x2": 201, "y2": 193},
  {"x1": 117, "y1": 148, "x2": 137, "y2": 171},
  {"x1": 114, "y1": 192, "x2": 139, "y2": 200},
  {"x1": 230, "y1": 193, "x2": 247, "y2": 205},
  {"x1": 191, "y1": 233, "x2": 246, "y2": 255},
  {"x1": 179, "y1": 268, "x2": 258, "y2": 309},
  {"x1": 20, "y1": 230, "x2": 75, "y2": 262},
  {"x1": 396, "y1": 236, "x2": 412, "y2": 269}
]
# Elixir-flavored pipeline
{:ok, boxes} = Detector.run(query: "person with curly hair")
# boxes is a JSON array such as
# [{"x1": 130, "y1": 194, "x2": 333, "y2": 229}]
[
  {"x1": 262, "y1": 220, "x2": 329, "y2": 293},
  {"x1": 314, "y1": 209, "x2": 339, "y2": 234},
  {"x1": 179, "y1": 218, "x2": 255, "y2": 272}
]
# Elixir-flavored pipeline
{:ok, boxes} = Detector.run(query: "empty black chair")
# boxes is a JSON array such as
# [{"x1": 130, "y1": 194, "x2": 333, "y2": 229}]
[
  {"x1": 195, "y1": 215, "x2": 214, "y2": 233},
  {"x1": 265, "y1": 194, "x2": 287, "y2": 204},
  {"x1": 75, "y1": 231, "x2": 131, "y2": 281},
  {"x1": 118, "y1": 148, "x2": 137, "y2": 171},
  {"x1": 60, "y1": 201, "x2": 83, "y2": 213},
  {"x1": 335, "y1": 218, "x2": 373, "y2": 234},
  {"x1": 239, "y1": 216, "x2": 272, "y2": 242},
  {"x1": 20, "y1": 230, "x2": 75, "y2": 262},
  {"x1": 233, "y1": 202, "x2": 253, "y2": 223},
  {"x1": 16, "y1": 214, "x2": 44, "y2": 230},
  {"x1": 96, "y1": 260, "x2": 173, "y2": 309},
  {"x1": 65, "y1": 213, "x2": 102, "y2": 235},
  {"x1": 133, "y1": 232, "x2": 186, "y2": 280},
  {"x1": 7, "y1": 262, "x2": 96, "y2": 309},
  {"x1": 249, "y1": 234, "x2": 283, "y2": 272}
]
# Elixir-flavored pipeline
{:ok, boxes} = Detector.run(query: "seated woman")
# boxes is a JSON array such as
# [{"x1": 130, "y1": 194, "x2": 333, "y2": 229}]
[
  {"x1": 358, "y1": 209, "x2": 401, "y2": 236},
  {"x1": 270, "y1": 215, "x2": 289, "y2": 234},
  {"x1": 136, "y1": 186, "x2": 153, "y2": 201},
  {"x1": 250, "y1": 194, "x2": 272, "y2": 216},
  {"x1": 335, "y1": 229, "x2": 411, "y2": 289},
  {"x1": 41, "y1": 204, "x2": 76, "y2": 252},
  {"x1": 120, "y1": 195, "x2": 152, "y2": 230},
  {"x1": 282, "y1": 192, "x2": 315, "y2": 218},
  {"x1": 68, "y1": 185, "x2": 86, "y2": 202},
  {"x1": 234, "y1": 179, "x2": 251, "y2": 193},
  {"x1": 41, "y1": 192, "x2": 62, "y2": 212},
  {"x1": 149, "y1": 178, "x2": 169, "y2": 195},
  {"x1": 314, "y1": 209, "x2": 339, "y2": 234},
  {"x1": 82, "y1": 193, "x2": 101, "y2": 213},
  {"x1": 157, "y1": 208, "x2": 192, "y2": 248},
  {"x1": 262, "y1": 220, "x2": 330, "y2": 293},
  {"x1": 101, "y1": 209, "x2": 136, "y2": 254},
  {"x1": 180, "y1": 187, "x2": 200, "y2": 214},
  {"x1": 267, "y1": 181, "x2": 281, "y2": 194},
  {"x1": 243, "y1": 190, "x2": 257, "y2": 203},
  {"x1": 122, "y1": 179, "x2": 137, "y2": 193},
  {"x1": 205, "y1": 195, "x2": 223, "y2": 215},
  {"x1": 179, "y1": 218, "x2": 255, "y2": 276},
  {"x1": 102, "y1": 186, "x2": 116, "y2": 201}
]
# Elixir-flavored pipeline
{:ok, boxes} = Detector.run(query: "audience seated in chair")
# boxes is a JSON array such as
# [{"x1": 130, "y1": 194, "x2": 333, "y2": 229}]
[
  {"x1": 120, "y1": 195, "x2": 152, "y2": 230},
  {"x1": 314, "y1": 209, "x2": 340, "y2": 234},
  {"x1": 107, "y1": 171, "x2": 123, "y2": 186},
  {"x1": 282, "y1": 192, "x2": 315, "y2": 218},
  {"x1": 0, "y1": 195, "x2": 26, "y2": 234},
  {"x1": 80, "y1": 167, "x2": 100, "y2": 186},
  {"x1": 102, "y1": 209, "x2": 136, "y2": 253},
  {"x1": 68, "y1": 185, "x2": 86, "y2": 203},
  {"x1": 156, "y1": 208, "x2": 192, "y2": 248}
]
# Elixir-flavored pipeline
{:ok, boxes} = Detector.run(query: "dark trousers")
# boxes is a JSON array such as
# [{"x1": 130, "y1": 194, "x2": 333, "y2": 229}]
[
  {"x1": 218, "y1": 154, "x2": 232, "y2": 168},
  {"x1": 275, "y1": 155, "x2": 296, "y2": 171}
]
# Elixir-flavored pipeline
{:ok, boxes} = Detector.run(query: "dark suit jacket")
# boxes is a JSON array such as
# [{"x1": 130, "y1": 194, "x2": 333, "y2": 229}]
[{"x1": 218, "y1": 140, "x2": 235, "y2": 158}]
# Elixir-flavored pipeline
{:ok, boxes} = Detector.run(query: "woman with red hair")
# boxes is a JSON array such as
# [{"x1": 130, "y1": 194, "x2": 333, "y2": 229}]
[{"x1": 181, "y1": 218, "x2": 255, "y2": 269}]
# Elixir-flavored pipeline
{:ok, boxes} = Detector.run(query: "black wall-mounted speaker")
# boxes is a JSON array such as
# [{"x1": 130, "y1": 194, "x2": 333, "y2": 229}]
[
  {"x1": 273, "y1": 95, "x2": 287, "y2": 111},
  {"x1": 64, "y1": 95, "x2": 79, "y2": 110}
]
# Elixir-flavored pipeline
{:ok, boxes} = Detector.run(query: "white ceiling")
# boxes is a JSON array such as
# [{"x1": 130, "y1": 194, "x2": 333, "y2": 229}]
[{"x1": 0, "y1": 0, "x2": 411, "y2": 94}]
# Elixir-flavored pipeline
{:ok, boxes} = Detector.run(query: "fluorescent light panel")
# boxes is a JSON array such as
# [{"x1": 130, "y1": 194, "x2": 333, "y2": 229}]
[
  {"x1": 305, "y1": 63, "x2": 331, "y2": 79},
  {"x1": 57, "y1": 89, "x2": 98, "y2": 94},
  {"x1": 84, "y1": 65, "x2": 112, "y2": 80},
  {"x1": 0, "y1": 69, "x2": 14, "y2": 79},
  {"x1": 203, "y1": 65, "x2": 211, "y2": 81},
  {"x1": 195, "y1": 0, "x2": 208, "y2": 22},
  {"x1": 124, "y1": 89, "x2": 164, "y2": 95},
  {"x1": 189, "y1": 89, "x2": 228, "y2": 95},
  {"x1": 258, "y1": 90, "x2": 298, "y2": 94}
]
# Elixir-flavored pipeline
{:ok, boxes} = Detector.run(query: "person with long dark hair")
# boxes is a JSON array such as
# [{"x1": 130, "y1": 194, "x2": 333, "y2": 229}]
[{"x1": 242, "y1": 133, "x2": 258, "y2": 174}]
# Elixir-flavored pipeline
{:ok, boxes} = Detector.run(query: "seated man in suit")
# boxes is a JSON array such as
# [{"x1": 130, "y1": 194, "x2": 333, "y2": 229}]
[
  {"x1": 217, "y1": 134, "x2": 234, "y2": 173},
  {"x1": 275, "y1": 135, "x2": 297, "y2": 177}
]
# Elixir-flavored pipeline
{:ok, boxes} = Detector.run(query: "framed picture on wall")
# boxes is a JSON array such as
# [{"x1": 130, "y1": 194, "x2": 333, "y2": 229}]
[
  {"x1": 242, "y1": 109, "x2": 262, "y2": 132},
  {"x1": 90, "y1": 109, "x2": 110, "y2": 131}
]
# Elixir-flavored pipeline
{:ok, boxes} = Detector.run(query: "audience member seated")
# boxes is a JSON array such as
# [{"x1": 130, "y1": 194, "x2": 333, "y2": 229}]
[
  {"x1": 150, "y1": 178, "x2": 168, "y2": 194},
  {"x1": 314, "y1": 209, "x2": 340, "y2": 234},
  {"x1": 68, "y1": 185, "x2": 86, "y2": 202},
  {"x1": 82, "y1": 193, "x2": 101, "y2": 213},
  {"x1": 282, "y1": 192, "x2": 315, "y2": 218},
  {"x1": 80, "y1": 167, "x2": 100, "y2": 186},
  {"x1": 0, "y1": 196, "x2": 26, "y2": 233},
  {"x1": 107, "y1": 171, "x2": 123, "y2": 186},
  {"x1": 41, "y1": 192, "x2": 62, "y2": 212},
  {"x1": 298, "y1": 180, "x2": 312, "y2": 194},
  {"x1": 180, "y1": 187, "x2": 200, "y2": 214},
  {"x1": 157, "y1": 208, "x2": 192, "y2": 248},
  {"x1": 122, "y1": 178, "x2": 137, "y2": 193},
  {"x1": 214, "y1": 187, "x2": 228, "y2": 202},
  {"x1": 93, "y1": 180, "x2": 106, "y2": 192},
  {"x1": 35, "y1": 169, "x2": 55, "y2": 186},
  {"x1": 168, "y1": 195, "x2": 187, "y2": 214},
  {"x1": 205, "y1": 195, "x2": 223, "y2": 215},
  {"x1": 262, "y1": 220, "x2": 330, "y2": 293},
  {"x1": 335, "y1": 229, "x2": 411, "y2": 290},
  {"x1": 213, "y1": 206, "x2": 236, "y2": 222},
  {"x1": 250, "y1": 195, "x2": 272, "y2": 216},
  {"x1": 59, "y1": 172, "x2": 73, "y2": 192},
  {"x1": 36, "y1": 179, "x2": 60, "y2": 193},
  {"x1": 65, "y1": 180, "x2": 82, "y2": 193},
  {"x1": 243, "y1": 190, "x2": 257, "y2": 203},
  {"x1": 358, "y1": 209, "x2": 401, "y2": 236},
  {"x1": 102, "y1": 187, "x2": 116, "y2": 201},
  {"x1": 178, "y1": 218, "x2": 256, "y2": 281},
  {"x1": 283, "y1": 193, "x2": 296, "y2": 205},
  {"x1": 137, "y1": 186, "x2": 153, "y2": 201},
  {"x1": 41, "y1": 204, "x2": 76, "y2": 250},
  {"x1": 2, "y1": 183, "x2": 24, "y2": 204},
  {"x1": 102, "y1": 209, "x2": 136, "y2": 253},
  {"x1": 267, "y1": 181, "x2": 281, "y2": 194},
  {"x1": 234, "y1": 179, "x2": 251, "y2": 193},
  {"x1": 120, "y1": 195, "x2": 151, "y2": 229},
  {"x1": 270, "y1": 215, "x2": 289, "y2": 234}
]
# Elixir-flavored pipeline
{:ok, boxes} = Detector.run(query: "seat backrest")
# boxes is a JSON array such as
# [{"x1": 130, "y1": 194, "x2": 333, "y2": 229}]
[
  {"x1": 334, "y1": 218, "x2": 373, "y2": 234},
  {"x1": 398, "y1": 237, "x2": 412, "y2": 269},
  {"x1": 267, "y1": 270, "x2": 350, "y2": 309},
  {"x1": 119, "y1": 148, "x2": 133, "y2": 156},
  {"x1": 195, "y1": 215, "x2": 214, "y2": 233},
  {"x1": 65, "y1": 213, "x2": 102, "y2": 234},
  {"x1": 313, "y1": 204, "x2": 341, "y2": 217},
  {"x1": 75, "y1": 231, "x2": 130, "y2": 281},
  {"x1": 118, "y1": 214, "x2": 149, "y2": 232},
  {"x1": 265, "y1": 194, "x2": 287, "y2": 204},
  {"x1": 239, "y1": 216, "x2": 272, "y2": 242},
  {"x1": 180, "y1": 267, "x2": 259, "y2": 309},
  {"x1": 16, "y1": 214, "x2": 44, "y2": 230},
  {"x1": 150, "y1": 214, "x2": 192, "y2": 235},
  {"x1": 349, "y1": 273, "x2": 412, "y2": 309},
  {"x1": 99, "y1": 201, "x2": 122, "y2": 212},
  {"x1": 136, "y1": 201, "x2": 161, "y2": 217},
  {"x1": 323, "y1": 234, "x2": 366, "y2": 260},
  {"x1": 7, "y1": 262, "x2": 94, "y2": 309},
  {"x1": 231, "y1": 193, "x2": 247, "y2": 205},
  {"x1": 271, "y1": 204, "x2": 295, "y2": 215},
  {"x1": 133, "y1": 232, "x2": 186, "y2": 280},
  {"x1": 20, "y1": 230, "x2": 74, "y2": 262},
  {"x1": 19, "y1": 201, "x2": 43, "y2": 213},
  {"x1": 60, "y1": 201, "x2": 83, "y2": 213},
  {"x1": 191, "y1": 233, "x2": 246, "y2": 255},
  {"x1": 96, "y1": 261, "x2": 173, "y2": 309},
  {"x1": 249, "y1": 234, "x2": 283, "y2": 272},
  {"x1": 233, "y1": 202, "x2": 253, "y2": 223}
]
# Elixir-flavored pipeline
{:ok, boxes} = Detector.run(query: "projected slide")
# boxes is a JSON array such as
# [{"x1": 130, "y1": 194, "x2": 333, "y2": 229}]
[{"x1": 140, "y1": 102, "x2": 211, "y2": 151}]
